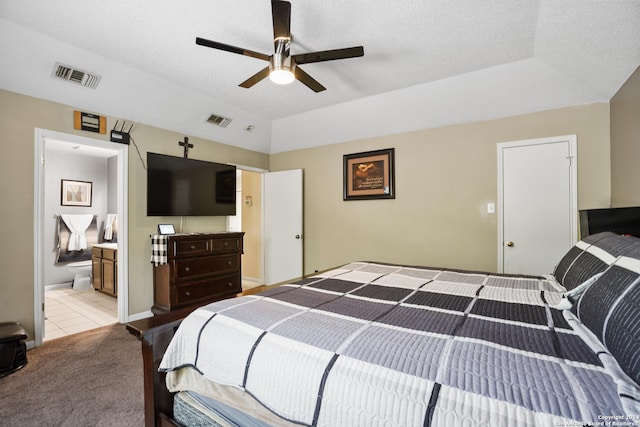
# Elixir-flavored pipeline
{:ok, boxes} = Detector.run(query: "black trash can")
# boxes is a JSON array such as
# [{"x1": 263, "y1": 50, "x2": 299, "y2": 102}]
[{"x1": 0, "y1": 322, "x2": 28, "y2": 378}]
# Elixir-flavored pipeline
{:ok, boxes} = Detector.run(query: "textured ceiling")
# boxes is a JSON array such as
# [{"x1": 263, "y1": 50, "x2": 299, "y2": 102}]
[{"x1": 1, "y1": 0, "x2": 639, "y2": 154}]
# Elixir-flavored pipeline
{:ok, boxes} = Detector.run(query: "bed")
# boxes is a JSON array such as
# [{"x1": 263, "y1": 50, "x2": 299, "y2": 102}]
[{"x1": 129, "y1": 231, "x2": 640, "y2": 426}]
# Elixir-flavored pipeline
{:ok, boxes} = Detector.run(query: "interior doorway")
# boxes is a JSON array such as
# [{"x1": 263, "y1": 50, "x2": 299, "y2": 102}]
[
  {"x1": 33, "y1": 129, "x2": 128, "y2": 347},
  {"x1": 230, "y1": 167, "x2": 304, "y2": 287},
  {"x1": 497, "y1": 135, "x2": 577, "y2": 275},
  {"x1": 229, "y1": 168, "x2": 265, "y2": 289}
]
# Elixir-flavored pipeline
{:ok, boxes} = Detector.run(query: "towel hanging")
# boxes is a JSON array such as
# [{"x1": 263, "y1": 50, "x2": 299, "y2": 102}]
[
  {"x1": 104, "y1": 214, "x2": 117, "y2": 241},
  {"x1": 61, "y1": 214, "x2": 94, "y2": 251}
]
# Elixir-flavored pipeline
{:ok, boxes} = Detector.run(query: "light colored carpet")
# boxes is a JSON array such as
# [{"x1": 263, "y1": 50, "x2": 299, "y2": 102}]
[{"x1": 0, "y1": 324, "x2": 144, "y2": 426}]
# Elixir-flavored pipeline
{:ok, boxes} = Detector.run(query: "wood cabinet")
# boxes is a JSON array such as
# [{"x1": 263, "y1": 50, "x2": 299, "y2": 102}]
[
  {"x1": 92, "y1": 246, "x2": 118, "y2": 297},
  {"x1": 152, "y1": 232, "x2": 244, "y2": 314}
]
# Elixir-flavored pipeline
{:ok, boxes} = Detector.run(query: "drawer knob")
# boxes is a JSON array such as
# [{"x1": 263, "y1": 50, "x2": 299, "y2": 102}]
[
  {"x1": 185, "y1": 291, "x2": 191, "y2": 296},
  {"x1": 224, "y1": 242, "x2": 229, "y2": 246},
  {"x1": 190, "y1": 245, "x2": 196, "y2": 249},
  {"x1": 228, "y1": 282, "x2": 233, "y2": 287},
  {"x1": 227, "y1": 261, "x2": 232, "y2": 265},
  {"x1": 184, "y1": 267, "x2": 191, "y2": 272}
]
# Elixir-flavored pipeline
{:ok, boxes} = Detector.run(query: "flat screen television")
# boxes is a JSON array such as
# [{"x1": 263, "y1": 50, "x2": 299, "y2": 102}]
[
  {"x1": 147, "y1": 152, "x2": 236, "y2": 216},
  {"x1": 579, "y1": 206, "x2": 640, "y2": 238}
]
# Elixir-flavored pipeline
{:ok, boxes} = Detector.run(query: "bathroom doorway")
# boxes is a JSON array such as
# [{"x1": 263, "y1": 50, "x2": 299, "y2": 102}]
[{"x1": 33, "y1": 129, "x2": 128, "y2": 347}]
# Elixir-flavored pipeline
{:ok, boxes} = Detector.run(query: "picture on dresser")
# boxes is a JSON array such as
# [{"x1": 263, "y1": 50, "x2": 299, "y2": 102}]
[{"x1": 61, "y1": 179, "x2": 92, "y2": 207}]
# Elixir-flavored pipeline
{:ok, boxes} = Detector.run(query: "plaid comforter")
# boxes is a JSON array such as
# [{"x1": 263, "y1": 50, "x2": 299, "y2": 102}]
[{"x1": 160, "y1": 261, "x2": 640, "y2": 426}]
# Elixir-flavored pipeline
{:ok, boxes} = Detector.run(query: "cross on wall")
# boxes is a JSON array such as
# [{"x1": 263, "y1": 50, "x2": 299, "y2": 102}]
[{"x1": 179, "y1": 137, "x2": 194, "y2": 158}]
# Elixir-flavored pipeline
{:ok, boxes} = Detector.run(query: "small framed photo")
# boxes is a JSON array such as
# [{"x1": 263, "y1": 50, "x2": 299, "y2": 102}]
[
  {"x1": 343, "y1": 148, "x2": 395, "y2": 201},
  {"x1": 157, "y1": 224, "x2": 176, "y2": 235},
  {"x1": 61, "y1": 179, "x2": 92, "y2": 207}
]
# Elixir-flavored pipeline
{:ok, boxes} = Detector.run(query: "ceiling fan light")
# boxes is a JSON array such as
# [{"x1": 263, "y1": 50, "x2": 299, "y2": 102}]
[{"x1": 269, "y1": 68, "x2": 295, "y2": 85}]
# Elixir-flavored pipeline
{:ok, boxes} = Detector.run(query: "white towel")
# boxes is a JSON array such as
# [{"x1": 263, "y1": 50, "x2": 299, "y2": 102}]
[
  {"x1": 104, "y1": 214, "x2": 117, "y2": 240},
  {"x1": 61, "y1": 214, "x2": 94, "y2": 251}
]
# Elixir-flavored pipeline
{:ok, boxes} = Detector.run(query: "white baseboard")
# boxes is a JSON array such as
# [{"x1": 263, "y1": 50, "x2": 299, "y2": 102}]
[
  {"x1": 44, "y1": 282, "x2": 73, "y2": 291},
  {"x1": 127, "y1": 310, "x2": 153, "y2": 322}
]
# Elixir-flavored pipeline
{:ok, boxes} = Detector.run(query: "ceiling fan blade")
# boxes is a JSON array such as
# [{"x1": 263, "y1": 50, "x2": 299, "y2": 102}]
[
  {"x1": 294, "y1": 66, "x2": 326, "y2": 92},
  {"x1": 196, "y1": 37, "x2": 270, "y2": 62},
  {"x1": 239, "y1": 66, "x2": 271, "y2": 88},
  {"x1": 293, "y1": 46, "x2": 364, "y2": 65},
  {"x1": 271, "y1": 0, "x2": 291, "y2": 41}
]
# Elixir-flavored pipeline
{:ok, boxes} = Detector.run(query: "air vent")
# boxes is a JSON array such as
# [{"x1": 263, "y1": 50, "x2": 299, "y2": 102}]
[
  {"x1": 52, "y1": 62, "x2": 101, "y2": 89},
  {"x1": 206, "y1": 114, "x2": 232, "y2": 128}
]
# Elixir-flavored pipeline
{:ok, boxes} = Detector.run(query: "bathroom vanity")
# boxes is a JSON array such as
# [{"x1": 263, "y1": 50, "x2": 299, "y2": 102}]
[{"x1": 91, "y1": 243, "x2": 118, "y2": 297}]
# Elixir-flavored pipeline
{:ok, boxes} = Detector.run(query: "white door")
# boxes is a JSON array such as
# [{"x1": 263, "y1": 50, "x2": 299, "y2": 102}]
[
  {"x1": 498, "y1": 136, "x2": 577, "y2": 275},
  {"x1": 264, "y1": 169, "x2": 303, "y2": 285}
]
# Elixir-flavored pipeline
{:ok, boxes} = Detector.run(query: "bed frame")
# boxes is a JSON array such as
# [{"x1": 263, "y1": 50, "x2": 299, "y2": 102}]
[{"x1": 126, "y1": 285, "x2": 272, "y2": 427}]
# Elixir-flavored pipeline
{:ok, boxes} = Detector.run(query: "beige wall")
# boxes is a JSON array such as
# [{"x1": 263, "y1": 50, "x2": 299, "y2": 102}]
[
  {"x1": 241, "y1": 170, "x2": 263, "y2": 282},
  {"x1": 271, "y1": 103, "x2": 611, "y2": 275},
  {"x1": 0, "y1": 89, "x2": 269, "y2": 338},
  {"x1": 0, "y1": 86, "x2": 617, "y2": 340},
  {"x1": 611, "y1": 66, "x2": 640, "y2": 206}
]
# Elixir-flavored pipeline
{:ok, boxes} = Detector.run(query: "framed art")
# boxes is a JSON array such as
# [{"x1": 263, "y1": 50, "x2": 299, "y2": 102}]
[
  {"x1": 61, "y1": 179, "x2": 93, "y2": 207},
  {"x1": 157, "y1": 224, "x2": 176, "y2": 235},
  {"x1": 343, "y1": 148, "x2": 395, "y2": 201}
]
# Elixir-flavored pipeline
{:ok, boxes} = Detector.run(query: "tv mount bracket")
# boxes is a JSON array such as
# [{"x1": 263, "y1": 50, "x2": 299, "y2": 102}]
[{"x1": 179, "y1": 136, "x2": 194, "y2": 158}]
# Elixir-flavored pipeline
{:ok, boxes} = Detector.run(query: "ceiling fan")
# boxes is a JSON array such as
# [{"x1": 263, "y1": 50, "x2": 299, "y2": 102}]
[{"x1": 195, "y1": 0, "x2": 364, "y2": 92}]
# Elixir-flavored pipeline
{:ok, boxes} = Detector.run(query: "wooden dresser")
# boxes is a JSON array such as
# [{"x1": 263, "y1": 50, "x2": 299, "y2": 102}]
[{"x1": 152, "y1": 232, "x2": 244, "y2": 314}]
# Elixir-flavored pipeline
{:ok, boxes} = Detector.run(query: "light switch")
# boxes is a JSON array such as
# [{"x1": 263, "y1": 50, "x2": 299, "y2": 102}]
[{"x1": 487, "y1": 202, "x2": 495, "y2": 214}]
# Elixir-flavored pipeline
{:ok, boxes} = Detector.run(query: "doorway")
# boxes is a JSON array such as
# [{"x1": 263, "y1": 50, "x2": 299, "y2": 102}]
[
  {"x1": 229, "y1": 168, "x2": 265, "y2": 290},
  {"x1": 497, "y1": 135, "x2": 577, "y2": 275},
  {"x1": 33, "y1": 129, "x2": 128, "y2": 347},
  {"x1": 230, "y1": 167, "x2": 304, "y2": 287}
]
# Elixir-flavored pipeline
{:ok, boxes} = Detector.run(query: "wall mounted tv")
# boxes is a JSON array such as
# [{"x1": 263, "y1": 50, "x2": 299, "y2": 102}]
[{"x1": 147, "y1": 152, "x2": 236, "y2": 216}]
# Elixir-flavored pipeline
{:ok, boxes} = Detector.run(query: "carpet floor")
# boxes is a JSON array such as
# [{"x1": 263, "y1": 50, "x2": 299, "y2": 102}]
[{"x1": 0, "y1": 323, "x2": 144, "y2": 426}]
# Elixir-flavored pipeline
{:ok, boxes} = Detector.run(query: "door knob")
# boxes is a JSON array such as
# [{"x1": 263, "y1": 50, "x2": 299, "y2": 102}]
[
  {"x1": 295, "y1": 235, "x2": 301, "y2": 239},
  {"x1": 506, "y1": 241, "x2": 514, "y2": 247}
]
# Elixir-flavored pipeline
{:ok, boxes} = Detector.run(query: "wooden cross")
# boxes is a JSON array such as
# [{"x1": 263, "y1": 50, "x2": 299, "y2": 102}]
[{"x1": 179, "y1": 137, "x2": 193, "y2": 158}]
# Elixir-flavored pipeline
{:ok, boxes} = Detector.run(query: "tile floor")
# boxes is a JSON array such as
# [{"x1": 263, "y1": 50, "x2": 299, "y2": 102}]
[
  {"x1": 44, "y1": 287, "x2": 118, "y2": 341},
  {"x1": 44, "y1": 281, "x2": 262, "y2": 341}
]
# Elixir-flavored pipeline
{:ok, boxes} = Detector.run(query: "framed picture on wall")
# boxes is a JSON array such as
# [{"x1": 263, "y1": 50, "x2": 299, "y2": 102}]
[
  {"x1": 343, "y1": 148, "x2": 395, "y2": 201},
  {"x1": 61, "y1": 179, "x2": 93, "y2": 207}
]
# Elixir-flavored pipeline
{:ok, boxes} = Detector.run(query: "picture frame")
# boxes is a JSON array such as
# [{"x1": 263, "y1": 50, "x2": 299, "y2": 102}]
[
  {"x1": 157, "y1": 224, "x2": 176, "y2": 235},
  {"x1": 60, "y1": 179, "x2": 93, "y2": 207},
  {"x1": 343, "y1": 148, "x2": 395, "y2": 201}
]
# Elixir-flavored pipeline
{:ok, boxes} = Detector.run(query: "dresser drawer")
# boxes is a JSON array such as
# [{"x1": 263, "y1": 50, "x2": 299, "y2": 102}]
[
  {"x1": 211, "y1": 237, "x2": 241, "y2": 254},
  {"x1": 173, "y1": 238, "x2": 210, "y2": 257},
  {"x1": 176, "y1": 274, "x2": 241, "y2": 306},
  {"x1": 174, "y1": 254, "x2": 238, "y2": 280},
  {"x1": 151, "y1": 231, "x2": 244, "y2": 315}
]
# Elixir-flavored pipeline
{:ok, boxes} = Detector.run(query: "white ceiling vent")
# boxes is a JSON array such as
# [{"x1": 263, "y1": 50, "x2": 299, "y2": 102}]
[
  {"x1": 52, "y1": 62, "x2": 101, "y2": 89},
  {"x1": 206, "y1": 114, "x2": 232, "y2": 128}
]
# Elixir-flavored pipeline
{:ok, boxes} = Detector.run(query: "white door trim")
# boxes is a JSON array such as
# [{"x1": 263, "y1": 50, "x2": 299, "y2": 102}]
[
  {"x1": 33, "y1": 129, "x2": 129, "y2": 346},
  {"x1": 497, "y1": 135, "x2": 578, "y2": 273}
]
